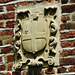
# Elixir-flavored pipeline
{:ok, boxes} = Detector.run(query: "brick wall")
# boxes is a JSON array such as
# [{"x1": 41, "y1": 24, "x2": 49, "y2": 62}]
[{"x1": 0, "y1": 0, "x2": 75, "y2": 75}]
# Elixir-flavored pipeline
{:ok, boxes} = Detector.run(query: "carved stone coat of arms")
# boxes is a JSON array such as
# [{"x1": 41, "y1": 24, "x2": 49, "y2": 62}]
[{"x1": 15, "y1": 3, "x2": 60, "y2": 69}]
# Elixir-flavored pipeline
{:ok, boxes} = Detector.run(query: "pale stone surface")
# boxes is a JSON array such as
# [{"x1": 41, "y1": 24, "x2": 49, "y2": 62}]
[{"x1": 15, "y1": 3, "x2": 60, "y2": 69}]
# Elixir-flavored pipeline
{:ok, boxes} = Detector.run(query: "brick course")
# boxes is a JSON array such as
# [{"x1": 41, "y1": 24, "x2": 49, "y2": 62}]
[
  {"x1": 61, "y1": 31, "x2": 75, "y2": 39},
  {"x1": 62, "y1": 5, "x2": 75, "y2": 13},
  {"x1": 1, "y1": 46, "x2": 14, "y2": 53},
  {"x1": 0, "y1": 12, "x2": 15, "y2": 20},
  {"x1": 60, "y1": 57, "x2": 75, "y2": 65},
  {"x1": 60, "y1": 49, "x2": 75, "y2": 57},
  {"x1": 60, "y1": 22, "x2": 75, "y2": 30},
  {"x1": 61, "y1": 40, "x2": 75, "y2": 48},
  {"x1": 58, "y1": 67, "x2": 66, "y2": 73},
  {"x1": 6, "y1": 4, "x2": 15, "y2": 11},
  {"x1": 6, "y1": 20, "x2": 15, "y2": 28}
]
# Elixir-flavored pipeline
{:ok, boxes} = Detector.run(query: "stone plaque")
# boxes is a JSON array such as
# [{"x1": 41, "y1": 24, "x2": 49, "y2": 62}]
[{"x1": 15, "y1": 3, "x2": 60, "y2": 69}]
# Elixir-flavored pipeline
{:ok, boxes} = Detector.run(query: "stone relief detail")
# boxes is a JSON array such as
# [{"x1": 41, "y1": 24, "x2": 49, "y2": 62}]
[{"x1": 15, "y1": 4, "x2": 59, "y2": 69}]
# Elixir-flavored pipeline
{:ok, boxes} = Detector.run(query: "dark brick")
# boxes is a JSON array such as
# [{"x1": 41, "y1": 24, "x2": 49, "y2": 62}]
[
  {"x1": 62, "y1": 5, "x2": 75, "y2": 13},
  {"x1": 12, "y1": 71, "x2": 21, "y2": 75},
  {"x1": 0, "y1": 65, "x2": 5, "y2": 71},
  {"x1": 45, "y1": 68, "x2": 55, "y2": 74},
  {"x1": 1, "y1": 46, "x2": 14, "y2": 53},
  {"x1": 0, "y1": 12, "x2": 15, "y2": 20},
  {"x1": 0, "y1": 0, "x2": 13, "y2": 3},
  {"x1": 0, "y1": 40, "x2": 2, "y2": 45},
  {"x1": 60, "y1": 49, "x2": 75, "y2": 57},
  {"x1": 58, "y1": 67, "x2": 66, "y2": 73},
  {"x1": 61, "y1": 0, "x2": 68, "y2": 4},
  {"x1": 70, "y1": 0, "x2": 75, "y2": 3},
  {"x1": 60, "y1": 22, "x2": 75, "y2": 30},
  {"x1": 55, "y1": 0, "x2": 60, "y2": 2},
  {"x1": 0, "y1": 57, "x2": 2, "y2": 62},
  {"x1": 6, "y1": 20, "x2": 15, "y2": 28},
  {"x1": 60, "y1": 57, "x2": 75, "y2": 65},
  {"x1": 61, "y1": 40, "x2": 75, "y2": 48},
  {"x1": 61, "y1": 31, "x2": 75, "y2": 39},
  {"x1": 7, "y1": 55, "x2": 14, "y2": 63}
]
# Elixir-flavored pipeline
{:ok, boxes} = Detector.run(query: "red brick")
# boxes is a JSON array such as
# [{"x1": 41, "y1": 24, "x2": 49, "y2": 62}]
[
  {"x1": 62, "y1": 5, "x2": 75, "y2": 13},
  {"x1": 0, "y1": 65, "x2": 5, "y2": 71},
  {"x1": 70, "y1": 0, "x2": 75, "y2": 3},
  {"x1": 61, "y1": 31, "x2": 75, "y2": 39},
  {"x1": 60, "y1": 22, "x2": 75, "y2": 30},
  {"x1": 69, "y1": 65, "x2": 75, "y2": 72},
  {"x1": 0, "y1": 57, "x2": 2, "y2": 62},
  {"x1": 23, "y1": 71, "x2": 28, "y2": 75},
  {"x1": 61, "y1": 0, "x2": 68, "y2": 4},
  {"x1": 6, "y1": 72, "x2": 11, "y2": 75},
  {"x1": 60, "y1": 57, "x2": 75, "y2": 65},
  {"x1": 0, "y1": 6, "x2": 3, "y2": 12},
  {"x1": 61, "y1": 40, "x2": 75, "y2": 48},
  {"x1": 61, "y1": 15, "x2": 70, "y2": 22},
  {"x1": 45, "y1": 68, "x2": 55, "y2": 74},
  {"x1": 6, "y1": 20, "x2": 15, "y2": 28},
  {"x1": 12, "y1": 71, "x2": 21, "y2": 75},
  {"x1": 0, "y1": 29, "x2": 14, "y2": 36},
  {"x1": 0, "y1": 0, "x2": 13, "y2": 3},
  {"x1": 7, "y1": 55, "x2": 14, "y2": 63},
  {"x1": 8, "y1": 63, "x2": 13, "y2": 70},
  {"x1": 4, "y1": 12, "x2": 15, "y2": 19},
  {"x1": 6, "y1": 4, "x2": 15, "y2": 11},
  {"x1": 1, "y1": 72, "x2": 11, "y2": 75},
  {"x1": 17, "y1": 2, "x2": 33, "y2": 6},
  {"x1": 0, "y1": 22, "x2": 4, "y2": 28},
  {"x1": 58, "y1": 67, "x2": 66, "y2": 73},
  {"x1": 1, "y1": 46, "x2": 14, "y2": 53},
  {"x1": 60, "y1": 49, "x2": 75, "y2": 57},
  {"x1": 0, "y1": 12, "x2": 15, "y2": 20}
]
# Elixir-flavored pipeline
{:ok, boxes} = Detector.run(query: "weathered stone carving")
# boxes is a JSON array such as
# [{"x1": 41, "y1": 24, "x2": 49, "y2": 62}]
[{"x1": 15, "y1": 3, "x2": 59, "y2": 69}]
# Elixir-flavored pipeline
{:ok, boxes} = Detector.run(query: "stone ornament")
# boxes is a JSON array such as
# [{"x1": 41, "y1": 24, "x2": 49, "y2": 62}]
[{"x1": 15, "y1": 3, "x2": 60, "y2": 69}]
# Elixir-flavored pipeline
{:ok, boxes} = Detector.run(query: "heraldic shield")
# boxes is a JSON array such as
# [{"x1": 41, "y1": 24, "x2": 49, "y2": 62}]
[
  {"x1": 22, "y1": 19, "x2": 47, "y2": 53},
  {"x1": 15, "y1": 3, "x2": 60, "y2": 69}
]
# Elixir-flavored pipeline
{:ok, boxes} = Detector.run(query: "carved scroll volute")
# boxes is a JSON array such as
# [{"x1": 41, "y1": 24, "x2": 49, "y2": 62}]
[{"x1": 15, "y1": 4, "x2": 59, "y2": 70}]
